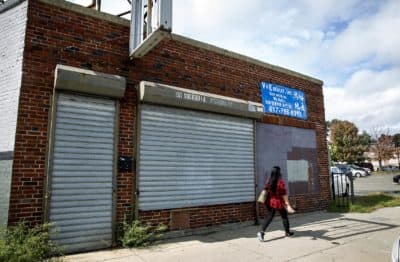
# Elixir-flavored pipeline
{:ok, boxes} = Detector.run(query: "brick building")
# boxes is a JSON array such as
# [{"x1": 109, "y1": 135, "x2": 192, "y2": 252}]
[{"x1": 0, "y1": 0, "x2": 329, "y2": 253}]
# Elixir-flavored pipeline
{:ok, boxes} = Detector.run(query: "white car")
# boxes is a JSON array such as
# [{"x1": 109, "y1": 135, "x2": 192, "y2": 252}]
[
  {"x1": 349, "y1": 165, "x2": 369, "y2": 177},
  {"x1": 392, "y1": 235, "x2": 399, "y2": 262},
  {"x1": 330, "y1": 167, "x2": 350, "y2": 196},
  {"x1": 336, "y1": 164, "x2": 368, "y2": 178}
]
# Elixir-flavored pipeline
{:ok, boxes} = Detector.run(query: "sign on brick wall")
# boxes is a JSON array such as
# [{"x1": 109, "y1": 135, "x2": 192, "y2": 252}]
[{"x1": 260, "y1": 81, "x2": 307, "y2": 120}]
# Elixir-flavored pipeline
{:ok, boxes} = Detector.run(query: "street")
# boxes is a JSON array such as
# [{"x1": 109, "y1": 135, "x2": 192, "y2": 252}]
[{"x1": 353, "y1": 173, "x2": 400, "y2": 196}]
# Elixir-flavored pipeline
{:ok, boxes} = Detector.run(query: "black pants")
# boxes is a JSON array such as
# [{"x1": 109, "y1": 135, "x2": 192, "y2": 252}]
[{"x1": 260, "y1": 208, "x2": 290, "y2": 233}]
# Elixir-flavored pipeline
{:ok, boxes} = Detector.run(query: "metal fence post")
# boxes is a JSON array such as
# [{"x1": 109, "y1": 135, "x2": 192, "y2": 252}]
[{"x1": 350, "y1": 174, "x2": 355, "y2": 204}]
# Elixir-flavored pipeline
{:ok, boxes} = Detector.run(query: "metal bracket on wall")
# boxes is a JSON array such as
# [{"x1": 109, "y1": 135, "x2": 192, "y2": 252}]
[{"x1": 119, "y1": 156, "x2": 134, "y2": 171}]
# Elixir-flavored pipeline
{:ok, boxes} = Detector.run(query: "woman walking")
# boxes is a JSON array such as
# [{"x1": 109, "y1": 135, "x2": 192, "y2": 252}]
[{"x1": 257, "y1": 166, "x2": 295, "y2": 241}]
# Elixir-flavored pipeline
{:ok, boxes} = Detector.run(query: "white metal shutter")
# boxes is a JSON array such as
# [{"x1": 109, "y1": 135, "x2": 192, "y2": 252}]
[
  {"x1": 49, "y1": 93, "x2": 115, "y2": 253},
  {"x1": 139, "y1": 104, "x2": 255, "y2": 210}
]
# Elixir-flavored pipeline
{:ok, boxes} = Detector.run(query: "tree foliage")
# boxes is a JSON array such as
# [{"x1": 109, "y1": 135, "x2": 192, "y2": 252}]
[
  {"x1": 359, "y1": 131, "x2": 372, "y2": 147},
  {"x1": 329, "y1": 119, "x2": 368, "y2": 163},
  {"x1": 370, "y1": 127, "x2": 394, "y2": 169},
  {"x1": 393, "y1": 133, "x2": 400, "y2": 168}
]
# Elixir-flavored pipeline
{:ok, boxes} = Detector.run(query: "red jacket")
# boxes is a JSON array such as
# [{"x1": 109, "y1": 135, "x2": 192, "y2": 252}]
[{"x1": 264, "y1": 178, "x2": 287, "y2": 210}]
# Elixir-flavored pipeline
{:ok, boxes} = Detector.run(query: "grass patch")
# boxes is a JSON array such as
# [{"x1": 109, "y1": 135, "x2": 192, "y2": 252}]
[{"x1": 328, "y1": 193, "x2": 400, "y2": 213}]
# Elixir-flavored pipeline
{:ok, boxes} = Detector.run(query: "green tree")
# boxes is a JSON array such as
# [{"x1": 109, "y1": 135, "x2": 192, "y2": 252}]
[
  {"x1": 359, "y1": 131, "x2": 372, "y2": 145},
  {"x1": 393, "y1": 133, "x2": 400, "y2": 169},
  {"x1": 329, "y1": 119, "x2": 368, "y2": 163},
  {"x1": 357, "y1": 131, "x2": 371, "y2": 161}
]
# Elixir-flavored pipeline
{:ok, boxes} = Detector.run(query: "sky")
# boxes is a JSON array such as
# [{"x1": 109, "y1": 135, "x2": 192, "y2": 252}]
[{"x1": 69, "y1": 0, "x2": 400, "y2": 134}]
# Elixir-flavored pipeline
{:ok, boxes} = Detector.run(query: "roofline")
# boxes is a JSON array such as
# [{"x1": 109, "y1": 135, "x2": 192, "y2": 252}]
[
  {"x1": 0, "y1": 0, "x2": 26, "y2": 13},
  {"x1": 172, "y1": 33, "x2": 323, "y2": 85},
  {"x1": 131, "y1": 30, "x2": 323, "y2": 85},
  {"x1": 4, "y1": 0, "x2": 322, "y2": 85}
]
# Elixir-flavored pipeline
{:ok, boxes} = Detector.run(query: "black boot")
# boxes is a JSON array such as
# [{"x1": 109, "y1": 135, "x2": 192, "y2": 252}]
[{"x1": 285, "y1": 231, "x2": 294, "y2": 237}]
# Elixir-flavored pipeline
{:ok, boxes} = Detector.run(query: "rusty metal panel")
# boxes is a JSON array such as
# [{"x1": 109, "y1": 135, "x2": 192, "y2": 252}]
[{"x1": 138, "y1": 104, "x2": 255, "y2": 210}]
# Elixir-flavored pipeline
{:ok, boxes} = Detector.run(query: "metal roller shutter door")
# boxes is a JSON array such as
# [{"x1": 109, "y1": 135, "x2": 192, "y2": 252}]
[
  {"x1": 49, "y1": 93, "x2": 115, "y2": 253},
  {"x1": 139, "y1": 104, "x2": 255, "y2": 211}
]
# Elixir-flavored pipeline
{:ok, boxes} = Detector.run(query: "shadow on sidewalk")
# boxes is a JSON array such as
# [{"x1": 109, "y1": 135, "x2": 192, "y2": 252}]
[
  {"x1": 266, "y1": 215, "x2": 398, "y2": 243},
  {"x1": 157, "y1": 210, "x2": 399, "y2": 246}
]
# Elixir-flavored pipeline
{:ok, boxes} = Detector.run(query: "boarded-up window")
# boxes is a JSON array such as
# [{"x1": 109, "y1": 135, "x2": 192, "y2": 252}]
[{"x1": 256, "y1": 123, "x2": 319, "y2": 195}]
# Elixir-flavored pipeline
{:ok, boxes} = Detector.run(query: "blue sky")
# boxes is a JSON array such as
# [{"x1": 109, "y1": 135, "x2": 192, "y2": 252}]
[{"x1": 70, "y1": 0, "x2": 400, "y2": 134}]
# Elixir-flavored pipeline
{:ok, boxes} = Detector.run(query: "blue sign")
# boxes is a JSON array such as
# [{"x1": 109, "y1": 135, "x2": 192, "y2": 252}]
[{"x1": 260, "y1": 82, "x2": 307, "y2": 120}]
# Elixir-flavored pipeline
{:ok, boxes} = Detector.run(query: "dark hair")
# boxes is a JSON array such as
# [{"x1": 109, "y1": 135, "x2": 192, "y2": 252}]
[{"x1": 269, "y1": 166, "x2": 282, "y2": 193}]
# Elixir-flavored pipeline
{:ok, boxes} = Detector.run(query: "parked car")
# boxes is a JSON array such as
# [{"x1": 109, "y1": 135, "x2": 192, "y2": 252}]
[
  {"x1": 380, "y1": 165, "x2": 400, "y2": 172},
  {"x1": 354, "y1": 162, "x2": 374, "y2": 172},
  {"x1": 330, "y1": 166, "x2": 350, "y2": 196},
  {"x1": 334, "y1": 164, "x2": 352, "y2": 177},
  {"x1": 351, "y1": 167, "x2": 368, "y2": 178},
  {"x1": 394, "y1": 174, "x2": 400, "y2": 184},
  {"x1": 349, "y1": 164, "x2": 371, "y2": 176},
  {"x1": 392, "y1": 235, "x2": 399, "y2": 262},
  {"x1": 336, "y1": 164, "x2": 368, "y2": 178}
]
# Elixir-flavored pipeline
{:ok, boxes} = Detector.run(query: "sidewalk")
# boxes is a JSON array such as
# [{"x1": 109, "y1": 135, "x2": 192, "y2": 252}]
[{"x1": 65, "y1": 207, "x2": 400, "y2": 262}]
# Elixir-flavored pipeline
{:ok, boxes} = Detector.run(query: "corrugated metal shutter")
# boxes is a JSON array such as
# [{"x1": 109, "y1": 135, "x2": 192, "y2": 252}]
[
  {"x1": 139, "y1": 104, "x2": 255, "y2": 210},
  {"x1": 49, "y1": 93, "x2": 115, "y2": 253}
]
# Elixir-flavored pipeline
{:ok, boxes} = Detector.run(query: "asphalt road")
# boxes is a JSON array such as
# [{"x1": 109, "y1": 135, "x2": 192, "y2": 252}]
[{"x1": 353, "y1": 173, "x2": 400, "y2": 196}]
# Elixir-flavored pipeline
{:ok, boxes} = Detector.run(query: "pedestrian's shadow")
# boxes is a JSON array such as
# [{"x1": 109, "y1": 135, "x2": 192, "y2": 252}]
[
  {"x1": 265, "y1": 217, "x2": 398, "y2": 243},
  {"x1": 157, "y1": 211, "x2": 398, "y2": 246},
  {"x1": 264, "y1": 230, "x2": 328, "y2": 242}
]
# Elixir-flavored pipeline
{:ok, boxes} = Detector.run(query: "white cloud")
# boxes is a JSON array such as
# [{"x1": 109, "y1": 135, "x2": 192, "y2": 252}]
[
  {"x1": 67, "y1": 0, "x2": 400, "y2": 134},
  {"x1": 345, "y1": 69, "x2": 400, "y2": 95},
  {"x1": 69, "y1": 0, "x2": 131, "y2": 16},
  {"x1": 68, "y1": 0, "x2": 92, "y2": 5},
  {"x1": 331, "y1": 0, "x2": 400, "y2": 67},
  {"x1": 274, "y1": 37, "x2": 300, "y2": 48},
  {"x1": 171, "y1": 0, "x2": 370, "y2": 83},
  {"x1": 324, "y1": 68, "x2": 400, "y2": 133}
]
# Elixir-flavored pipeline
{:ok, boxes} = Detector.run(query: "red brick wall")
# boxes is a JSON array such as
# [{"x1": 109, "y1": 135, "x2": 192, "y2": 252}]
[
  {"x1": 139, "y1": 202, "x2": 255, "y2": 229},
  {"x1": 8, "y1": 0, "x2": 133, "y2": 226},
  {"x1": 133, "y1": 38, "x2": 330, "y2": 218},
  {"x1": 8, "y1": 0, "x2": 329, "y2": 231}
]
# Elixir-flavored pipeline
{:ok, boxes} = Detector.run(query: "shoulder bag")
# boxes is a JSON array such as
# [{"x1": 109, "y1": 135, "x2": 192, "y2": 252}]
[{"x1": 257, "y1": 189, "x2": 269, "y2": 204}]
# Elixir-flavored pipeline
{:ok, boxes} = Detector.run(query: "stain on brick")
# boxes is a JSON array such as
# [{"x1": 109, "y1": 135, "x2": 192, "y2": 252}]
[
  {"x1": 64, "y1": 46, "x2": 79, "y2": 53},
  {"x1": 74, "y1": 36, "x2": 85, "y2": 42},
  {"x1": 153, "y1": 62, "x2": 164, "y2": 70},
  {"x1": 92, "y1": 49, "x2": 105, "y2": 56},
  {"x1": 106, "y1": 32, "x2": 120, "y2": 39}
]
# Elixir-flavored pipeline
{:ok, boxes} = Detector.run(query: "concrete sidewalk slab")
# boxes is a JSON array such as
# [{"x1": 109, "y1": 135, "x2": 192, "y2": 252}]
[{"x1": 65, "y1": 207, "x2": 400, "y2": 262}]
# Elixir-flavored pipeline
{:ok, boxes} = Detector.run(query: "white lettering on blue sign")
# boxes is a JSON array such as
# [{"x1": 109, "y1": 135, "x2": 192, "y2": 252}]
[{"x1": 259, "y1": 81, "x2": 307, "y2": 120}]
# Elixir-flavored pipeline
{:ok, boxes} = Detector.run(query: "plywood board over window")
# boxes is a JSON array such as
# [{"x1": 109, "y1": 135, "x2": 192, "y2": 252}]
[{"x1": 256, "y1": 123, "x2": 319, "y2": 195}]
